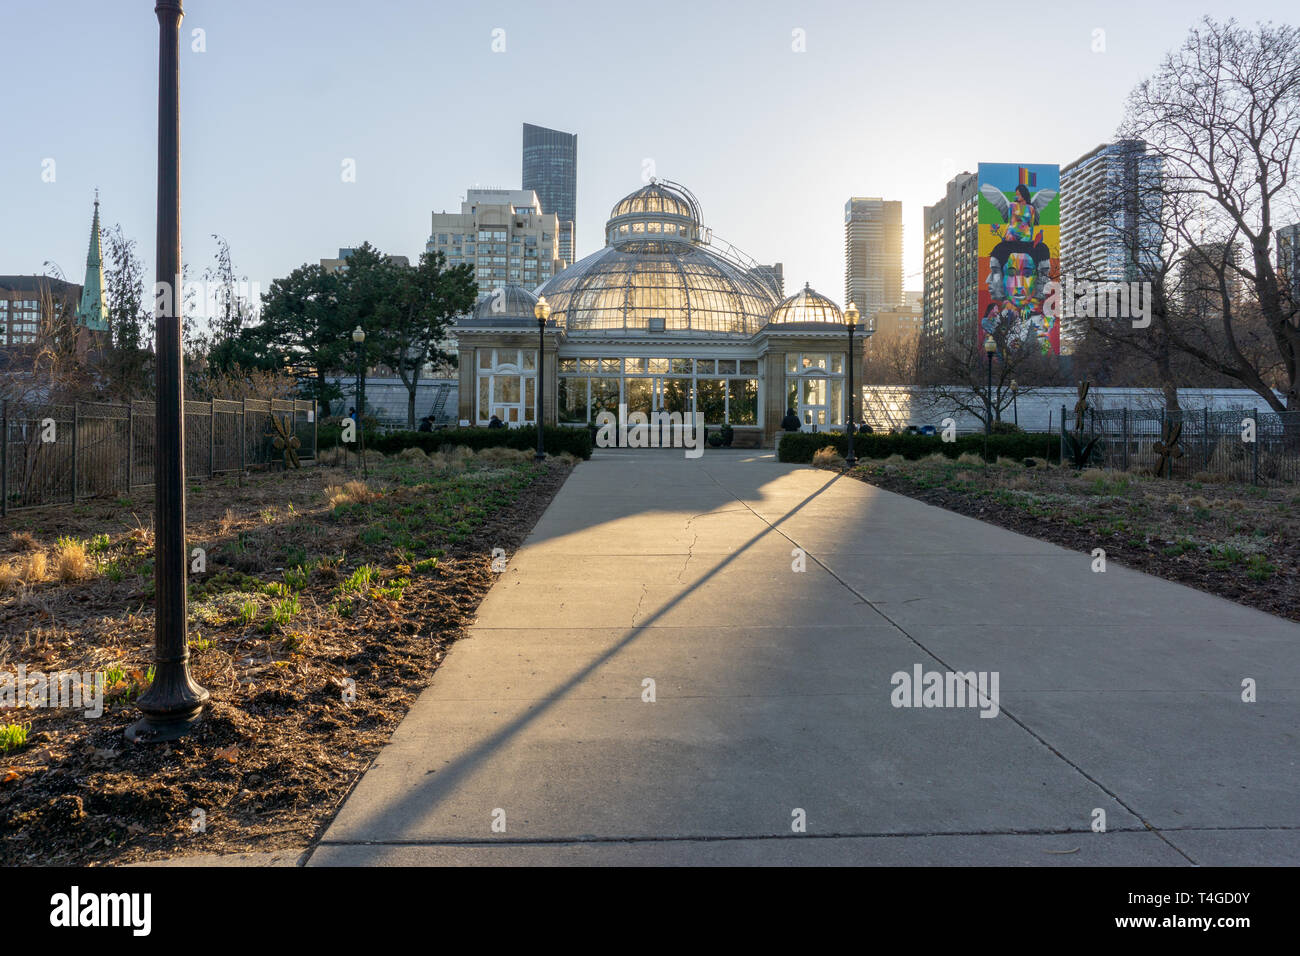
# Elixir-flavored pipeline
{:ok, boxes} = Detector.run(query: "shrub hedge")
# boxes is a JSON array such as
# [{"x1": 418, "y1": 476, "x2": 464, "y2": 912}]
[
  {"x1": 364, "y1": 426, "x2": 593, "y2": 460},
  {"x1": 777, "y1": 430, "x2": 1060, "y2": 464}
]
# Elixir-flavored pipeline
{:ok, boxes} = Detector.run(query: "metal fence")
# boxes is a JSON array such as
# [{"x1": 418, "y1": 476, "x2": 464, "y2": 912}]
[
  {"x1": 1, "y1": 398, "x2": 317, "y2": 515},
  {"x1": 1061, "y1": 405, "x2": 1300, "y2": 485}
]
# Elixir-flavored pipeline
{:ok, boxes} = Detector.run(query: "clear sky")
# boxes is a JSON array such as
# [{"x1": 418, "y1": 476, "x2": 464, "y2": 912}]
[{"x1": 2, "y1": 0, "x2": 1296, "y2": 314}]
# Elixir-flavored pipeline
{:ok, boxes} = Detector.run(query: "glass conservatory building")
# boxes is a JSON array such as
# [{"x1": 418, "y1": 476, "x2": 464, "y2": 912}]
[{"x1": 454, "y1": 181, "x2": 867, "y2": 446}]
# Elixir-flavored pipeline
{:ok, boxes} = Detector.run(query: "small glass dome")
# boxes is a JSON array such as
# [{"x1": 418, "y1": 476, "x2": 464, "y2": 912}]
[
  {"x1": 606, "y1": 181, "x2": 702, "y2": 246},
  {"x1": 769, "y1": 283, "x2": 845, "y2": 326},
  {"x1": 610, "y1": 181, "x2": 697, "y2": 220},
  {"x1": 471, "y1": 283, "x2": 540, "y2": 320}
]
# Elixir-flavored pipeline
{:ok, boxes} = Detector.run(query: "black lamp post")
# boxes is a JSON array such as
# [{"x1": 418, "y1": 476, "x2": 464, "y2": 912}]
[
  {"x1": 1010, "y1": 378, "x2": 1019, "y2": 428},
  {"x1": 983, "y1": 334, "x2": 997, "y2": 437},
  {"x1": 843, "y1": 301, "x2": 859, "y2": 467},
  {"x1": 352, "y1": 325, "x2": 366, "y2": 476},
  {"x1": 127, "y1": 0, "x2": 208, "y2": 743},
  {"x1": 533, "y1": 295, "x2": 550, "y2": 461}
]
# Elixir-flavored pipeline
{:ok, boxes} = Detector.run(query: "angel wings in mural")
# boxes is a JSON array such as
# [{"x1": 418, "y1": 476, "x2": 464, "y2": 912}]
[{"x1": 980, "y1": 182, "x2": 1058, "y2": 243}]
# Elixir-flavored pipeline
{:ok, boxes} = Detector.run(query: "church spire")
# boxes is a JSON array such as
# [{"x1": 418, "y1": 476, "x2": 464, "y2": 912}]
[{"x1": 75, "y1": 192, "x2": 109, "y2": 332}]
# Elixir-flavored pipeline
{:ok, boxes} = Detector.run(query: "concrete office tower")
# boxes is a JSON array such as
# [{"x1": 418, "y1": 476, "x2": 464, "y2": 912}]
[
  {"x1": 522, "y1": 123, "x2": 577, "y2": 266},
  {"x1": 920, "y1": 172, "x2": 980, "y2": 368},
  {"x1": 844, "y1": 197, "x2": 903, "y2": 321}
]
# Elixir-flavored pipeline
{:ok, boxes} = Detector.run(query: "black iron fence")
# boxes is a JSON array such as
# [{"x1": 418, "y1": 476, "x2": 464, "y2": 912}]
[
  {"x1": 1060, "y1": 405, "x2": 1300, "y2": 485},
  {"x1": 1, "y1": 398, "x2": 318, "y2": 514}
]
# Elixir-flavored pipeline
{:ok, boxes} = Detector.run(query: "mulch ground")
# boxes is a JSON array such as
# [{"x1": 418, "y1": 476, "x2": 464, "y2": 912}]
[
  {"x1": 841, "y1": 455, "x2": 1300, "y2": 623},
  {"x1": 0, "y1": 450, "x2": 573, "y2": 865}
]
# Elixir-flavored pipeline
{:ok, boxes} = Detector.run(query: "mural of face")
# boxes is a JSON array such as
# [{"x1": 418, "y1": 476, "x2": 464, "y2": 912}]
[{"x1": 985, "y1": 243, "x2": 1057, "y2": 353}]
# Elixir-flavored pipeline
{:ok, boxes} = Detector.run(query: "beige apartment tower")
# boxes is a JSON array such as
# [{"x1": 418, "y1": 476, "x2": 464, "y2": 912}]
[{"x1": 428, "y1": 188, "x2": 566, "y2": 293}]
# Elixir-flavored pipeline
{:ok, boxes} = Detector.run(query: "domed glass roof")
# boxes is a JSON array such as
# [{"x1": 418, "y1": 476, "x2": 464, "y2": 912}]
[
  {"x1": 769, "y1": 283, "x2": 845, "y2": 326},
  {"x1": 538, "y1": 182, "x2": 781, "y2": 336},
  {"x1": 605, "y1": 181, "x2": 703, "y2": 246},
  {"x1": 537, "y1": 244, "x2": 780, "y2": 335},
  {"x1": 471, "y1": 283, "x2": 539, "y2": 320}
]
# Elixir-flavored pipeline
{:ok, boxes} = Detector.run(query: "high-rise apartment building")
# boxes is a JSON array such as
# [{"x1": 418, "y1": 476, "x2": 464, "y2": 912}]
[
  {"x1": 1278, "y1": 223, "x2": 1300, "y2": 305},
  {"x1": 1059, "y1": 141, "x2": 1164, "y2": 351},
  {"x1": 844, "y1": 197, "x2": 903, "y2": 321},
  {"x1": 1181, "y1": 241, "x2": 1241, "y2": 321},
  {"x1": 522, "y1": 123, "x2": 577, "y2": 265},
  {"x1": 920, "y1": 172, "x2": 980, "y2": 367},
  {"x1": 0, "y1": 276, "x2": 79, "y2": 349},
  {"x1": 428, "y1": 188, "x2": 565, "y2": 293}
]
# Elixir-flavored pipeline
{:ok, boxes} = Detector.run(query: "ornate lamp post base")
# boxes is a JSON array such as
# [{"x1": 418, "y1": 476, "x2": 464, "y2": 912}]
[{"x1": 126, "y1": 673, "x2": 209, "y2": 742}]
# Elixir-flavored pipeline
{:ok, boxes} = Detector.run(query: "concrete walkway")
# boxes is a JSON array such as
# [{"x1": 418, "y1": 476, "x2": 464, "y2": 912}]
[{"x1": 309, "y1": 449, "x2": 1300, "y2": 865}]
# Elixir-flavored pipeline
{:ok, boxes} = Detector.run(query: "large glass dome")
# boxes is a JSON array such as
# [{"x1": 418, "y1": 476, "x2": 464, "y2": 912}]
[{"x1": 537, "y1": 182, "x2": 781, "y2": 336}]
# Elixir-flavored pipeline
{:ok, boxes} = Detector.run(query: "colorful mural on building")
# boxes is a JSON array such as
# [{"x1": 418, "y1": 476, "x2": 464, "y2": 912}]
[{"x1": 978, "y1": 162, "x2": 1060, "y2": 355}]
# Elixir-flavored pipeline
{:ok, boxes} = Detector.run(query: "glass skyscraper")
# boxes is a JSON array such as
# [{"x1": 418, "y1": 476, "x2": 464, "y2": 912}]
[{"x1": 522, "y1": 122, "x2": 577, "y2": 265}]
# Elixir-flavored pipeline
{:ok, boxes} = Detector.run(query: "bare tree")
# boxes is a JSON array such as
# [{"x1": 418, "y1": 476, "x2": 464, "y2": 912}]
[
  {"x1": 1121, "y1": 18, "x2": 1300, "y2": 411},
  {"x1": 863, "y1": 330, "x2": 921, "y2": 386},
  {"x1": 1064, "y1": 146, "x2": 1206, "y2": 411},
  {"x1": 919, "y1": 330, "x2": 1065, "y2": 429},
  {"x1": 101, "y1": 223, "x2": 153, "y2": 398}
]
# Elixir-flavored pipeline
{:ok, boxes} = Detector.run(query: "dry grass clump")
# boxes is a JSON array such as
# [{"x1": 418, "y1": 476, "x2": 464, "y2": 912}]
[
  {"x1": 317, "y1": 445, "x2": 354, "y2": 467},
  {"x1": 1187, "y1": 495, "x2": 1211, "y2": 510},
  {"x1": 475, "y1": 446, "x2": 533, "y2": 465},
  {"x1": 54, "y1": 538, "x2": 90, "y2": 582},
  {"x1": 812, "y1": 446, "x2": 846, "y2": 469},
  {"x1": 956, "y1": 452, "x2": 985, "y2": 466},
  {"x1": 0, "y1": 550, "x2": 49, "y2": 591},
  {"x1": 1004, "y1": 474, "x2": 1032, "y2": 490},
  {"x1": 883, "y1": 453, "x2": 907, "y2": 465},
  {"x1": 9, "y1": 531, "x2": 38, "y2": 552},
  {"x1": 924, "y1": 452, "x2": 950, "y2": 464},
  {"x1": 127, "y1": 520, "x2": 154, "y2": 549},
  {"x1": 1224, "y1": 499, "x2": 1247, "y2": 511},
  {"x1": 1192, "y1": 470, "x2": 1230, "y2": 484},
  {"x1": 1165, "y1": 493, "x2": 1186, "y2": 509},
  {"x1": 23, "y1": 551, "x2": 48, "y2": 583},
  {"x1": 398, "y1": 446, "x2": 428, "y2": 460},
  {"x1": 325, "y1": 480, "x2": 377, "y2": 508},
  {"x1": 1079, "y1": 468, "x2": 1107, "y2": 482}
]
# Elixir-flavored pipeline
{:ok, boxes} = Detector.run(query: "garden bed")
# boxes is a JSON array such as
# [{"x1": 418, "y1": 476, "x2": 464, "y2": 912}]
[
  {"x1": 0, "y1": 445, "x2": 573, "y2": 865},
  {"x1": 843, "y1": 454, "x2": 1300, "y2": 623}
]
